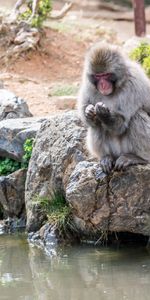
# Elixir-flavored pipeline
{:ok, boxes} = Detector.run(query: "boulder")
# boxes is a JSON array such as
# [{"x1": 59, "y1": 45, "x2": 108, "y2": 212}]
[
  {"x1": 0, "y1": 89, "x2": 32, "y2": 120},
  {"x1": 25, "y1": 111, "x2": 87, "y2": 232},
  {"x1": 66, "y1": 162, "x2": 150, "y2": 237},
  {"x1": 0, "y1": 169, "x2": 27, "y2": 218},
  {"x1": 25, "y1": 110, "x2": 150, "y2": 238},
  {"x1": 0, "y1": 117, "x2": 48, "y2": 160}
]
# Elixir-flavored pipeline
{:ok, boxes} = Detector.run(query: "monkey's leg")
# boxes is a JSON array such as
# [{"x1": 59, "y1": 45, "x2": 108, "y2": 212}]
[
  {"x1": 114, "y1": 154, "x2": 148, "y2": 171},
  {"x1": 100, "y1": 155, "x2": 114, "y2": 174},
  {"x1": 95, "y1": 102, "x2": 126, "y2": 135}
]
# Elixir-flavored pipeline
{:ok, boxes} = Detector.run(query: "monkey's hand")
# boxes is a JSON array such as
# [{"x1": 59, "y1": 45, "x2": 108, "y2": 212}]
[
  {"x1": 95, "y1": 102, "x2": 110, "y2": 122},
  {"x1": 100, "y1": 155, "x2": 114, "y2": 174},
  {"x1": 114, "y1": 154, "x2": 147, "y2": 171},
  {"x1": 95, "y1": 102, "x2": 126, "y2": 134},
  {"x1": 85, "y1": 104, "x2": 96, "y2": 122}
]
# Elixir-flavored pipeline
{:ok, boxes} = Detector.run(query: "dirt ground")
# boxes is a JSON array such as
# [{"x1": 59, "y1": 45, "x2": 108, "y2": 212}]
[
  {"x1": 0, "y1": 26, "x2": 88, "y2": 116},
  {"x1": 0, "y1": 1, "x2": 143, "y2": 116}
]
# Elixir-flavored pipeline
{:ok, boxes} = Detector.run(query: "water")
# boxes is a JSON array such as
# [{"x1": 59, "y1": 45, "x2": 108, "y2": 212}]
[{"x1": 0, "y1": 235, "x2": 150, "y2": 300}]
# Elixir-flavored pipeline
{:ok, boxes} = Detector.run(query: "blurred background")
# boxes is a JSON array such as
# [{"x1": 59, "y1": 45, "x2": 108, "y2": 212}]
[{"x1": 0, "y1": 0, "x2": 150, "y2": 116}]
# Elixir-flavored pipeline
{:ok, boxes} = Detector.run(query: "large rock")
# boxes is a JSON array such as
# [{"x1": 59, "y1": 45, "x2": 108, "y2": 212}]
[
  {"x1": 0, "y1": 117, "x2": 47, "y2": 160},
  {"x1": 0, "y1": 169, "x2": 27, "y2": 218},
  {"x1": 25, "y1": 111, "x2": 87, "y2": 232},
  {"x1": 0, "y1": 89, "x2": 32, "y2": 120},
  {"x1": 66, "y1": 162, "x2": 150, "y2": 236},
  {"x1": 25, "y1": 110, "x2": 150, "y2": 238}
]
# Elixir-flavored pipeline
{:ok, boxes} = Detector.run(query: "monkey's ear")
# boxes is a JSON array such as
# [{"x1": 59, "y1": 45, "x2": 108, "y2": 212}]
[{"x1": 87, "y1": 74, "x2": 97, "y2": 86}]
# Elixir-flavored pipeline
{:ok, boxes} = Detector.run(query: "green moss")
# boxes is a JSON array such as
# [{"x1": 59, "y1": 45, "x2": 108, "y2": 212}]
[{"x1": 130, "y1": 43, "x2": 150, "y2": 77}]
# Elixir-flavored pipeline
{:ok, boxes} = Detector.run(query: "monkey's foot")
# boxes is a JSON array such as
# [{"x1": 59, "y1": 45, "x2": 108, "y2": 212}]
[
  {"x1": 95, "y1": 102, "x2": 110, "y2": 122},
  {"x1": 85, "y1": 104, "x2": 96, "y2": 122},
  {"x1": 100, "y1": 156, "x2": 114, "y2": 174},
  {"x1": 114, "y1": 154, "x2": 148, "y2": 171}
]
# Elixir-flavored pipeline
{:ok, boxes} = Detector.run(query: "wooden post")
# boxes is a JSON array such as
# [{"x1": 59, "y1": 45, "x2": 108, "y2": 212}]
[{"x1": 132, "y1": 0, "x2": 146, "y2": 37}]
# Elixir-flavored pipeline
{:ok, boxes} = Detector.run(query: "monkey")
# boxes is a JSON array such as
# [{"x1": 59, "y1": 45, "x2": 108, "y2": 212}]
[{"x1": 78, "y1": 42, "x2": 150, "y2": 173}]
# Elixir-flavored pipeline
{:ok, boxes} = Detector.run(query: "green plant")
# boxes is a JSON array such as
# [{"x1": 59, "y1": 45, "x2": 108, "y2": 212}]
[
  {"x1": 142, "y1": 57, "x2": 150, "y2": 77},
  {"x1": 0, "y1": 138, "x2": 34, "y2": 176},
  {"x1": 20, "y1": 0, "x2": 52, "y2": 28},
  {"x1": 21, "y1": 138, "x2": 34, "y2": 168},
  {"x1": 0, "y1": 158, "x2": 21, "y2": 176},
  {"x1": 130, "y1": 43, "x2": 150, "y2": 76},
  {"x1": 37, "y1": 192, "x2": 76, "y2": 236}
]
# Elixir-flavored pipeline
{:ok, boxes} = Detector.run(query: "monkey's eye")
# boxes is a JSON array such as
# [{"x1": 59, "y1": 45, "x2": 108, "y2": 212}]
[
  {"x1": 110, "y1": 73, "x2": 117, "y2": 83},
  {"x1": 88, "y1": 74, "x2": 97, "y2": 85}
]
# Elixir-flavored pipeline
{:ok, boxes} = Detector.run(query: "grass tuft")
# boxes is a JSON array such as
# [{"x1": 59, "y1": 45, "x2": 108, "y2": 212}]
[
  {"x1": 49, "y1": 84, "x2": 78, "y2": 97},
  {"x1": 36, "y1": 192, "x2": 78, "y2": 239}
]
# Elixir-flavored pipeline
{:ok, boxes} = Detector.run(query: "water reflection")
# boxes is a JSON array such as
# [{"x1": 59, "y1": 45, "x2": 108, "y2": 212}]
[{"x1": 0, "y1": 235, "x2": 150, "y2": 300}]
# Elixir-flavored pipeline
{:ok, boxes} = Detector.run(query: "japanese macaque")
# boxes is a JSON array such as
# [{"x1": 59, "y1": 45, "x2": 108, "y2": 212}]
[{"x1": 78, "y1": 42, "x2": 150, "y2": 173}]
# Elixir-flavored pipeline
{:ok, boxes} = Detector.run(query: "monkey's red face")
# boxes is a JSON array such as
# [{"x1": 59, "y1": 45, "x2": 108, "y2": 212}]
[
  {"x1": 90, "y1": 73, "x2": 117, "y2": 96},
  {"x1": 95, "y1": 73, "x2": 113, "y2": 95}
]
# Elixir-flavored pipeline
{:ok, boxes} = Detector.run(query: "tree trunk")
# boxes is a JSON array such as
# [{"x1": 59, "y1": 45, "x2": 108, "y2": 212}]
[{"x1": 132, "y1": 0, "x2": 146, "y2": 36}]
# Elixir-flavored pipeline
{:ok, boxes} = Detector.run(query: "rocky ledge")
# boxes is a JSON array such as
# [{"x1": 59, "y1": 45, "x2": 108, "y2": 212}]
[
  {"x1": 0, "y1": 89, "x2": 149, "y2": 244},
  {"x1": 25, "y1": 111, "x2": 150, "y2": 244}
]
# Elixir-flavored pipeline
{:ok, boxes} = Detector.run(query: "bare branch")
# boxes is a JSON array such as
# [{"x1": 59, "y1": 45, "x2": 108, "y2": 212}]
[
  {"x1": 13, "y1": 0, "x2": 27, "y2": 13},
  {"x1": 50, "y1": 2, "x2": 74, "y2": 20}
]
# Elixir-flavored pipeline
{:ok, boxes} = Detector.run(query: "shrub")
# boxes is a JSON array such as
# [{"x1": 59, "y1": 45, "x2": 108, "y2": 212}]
[
  {"x1": 142, "y1": 57, "x2": 150, "y2": 77},
  {"x1": 20, "y1": 0, "x2": 52, "y2": 28},
  {"x1": 130, "y1": 43, "x2": 150, "y2": 77}
]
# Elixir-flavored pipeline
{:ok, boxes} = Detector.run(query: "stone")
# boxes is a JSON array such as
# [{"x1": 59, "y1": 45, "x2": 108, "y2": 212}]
[
  {"x1": 25, "y1": 110, "x2": 150, "y2": 239},
  {"x1": 108, "y1": 165, "x2": 150, "y2": 236},
  {"x1": 14, "y1": 28, "x2": 40, "y2": 46},
  {"x1": 25, "y1": 111, "x2": 87, "y2": 232},
  {"x1": 0, "y1": 116, "x2": 47, "y2": 160},
  {"x1": 66, "y1": 161, "x2": 109, "y2": 234},
  {"x1": 0, "y1": 169, "x2": 27, "y2": 218},
  {"x1": 66, "y1": 162, "x2": 150, "y2": 237},
  {"x1": 0, "y1": 89, "x2": 32, "y2": 120}
]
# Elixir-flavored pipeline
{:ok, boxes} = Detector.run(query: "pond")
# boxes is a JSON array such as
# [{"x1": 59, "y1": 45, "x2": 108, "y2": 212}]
[{"x1": 0, "y1": 235, "x2": 150, "y2": 300}]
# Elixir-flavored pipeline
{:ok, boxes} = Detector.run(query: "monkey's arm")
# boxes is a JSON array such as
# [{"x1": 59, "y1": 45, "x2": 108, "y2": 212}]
[
  {"x1": 78, "y1": 82, "x2": 103, "y2": 127},
  {"x1": 95, "y1": 102, "x2": 127, "y2": 135}
]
